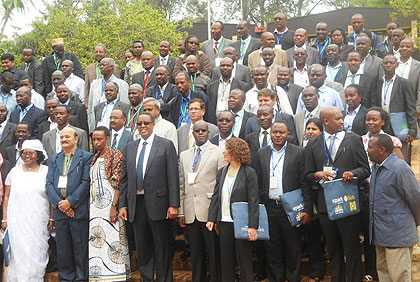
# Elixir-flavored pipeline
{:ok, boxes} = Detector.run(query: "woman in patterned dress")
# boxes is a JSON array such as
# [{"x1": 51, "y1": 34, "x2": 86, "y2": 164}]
[{"x1": 89, "y1": 126, "x2": 130, "y2": 281}]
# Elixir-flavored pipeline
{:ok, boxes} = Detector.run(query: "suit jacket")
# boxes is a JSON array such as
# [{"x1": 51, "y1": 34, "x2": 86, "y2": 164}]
[
  {"x1": 146, "y1": 83, "x2": 179, "y2": 119},
  {"x1": 207, "y1": 164, "x2": 259, "y2": 228},
  {"x1": 42, "y1": 52, "x2": 84, "y2": 95},
  {"x1": 336, "y1": 65, "x2": 378, "y2": 108},
  {"x1": 119, "y1": 135, "x2": 180, "y2": 222},
  {"x1": 177, "y1": 122, "x2": 218, "y2": 155},
  {"x1": 154, "y1": 56, "x2": 176, "y2": 76},
  {"x1": 286, "y1": 46, "x2": 320, "y2": 67},
  {"x1": 67, "y1": 100, "x2": 89, "y2": 134},
  {"x1": 363, "y1": 54, "x2": 384, "y2": 79},
  {"x1": 168, "y1": 90, "x2": 216, "y2": 127},
  {"x1": 374, "y1": 75, "x2": 417, "y2": 137},
  {"x1": 304, "y1": 132, "x2": 370, "y2": 212},
  {"x1": 343, "y1": 106, "x2": 368, "y2": 136},
  {"x1": 233, "y1": 37, "x2": 262, "y2": 66},
  {"x1": 179, "y1": 143, "x2": 225, "y2": 224},
  {"x1": 245, "y1": 130, "x2": 264, "y2": 169},
  {"x1": 245, "y1": 113, "x2": 298, "y2": 145},
  {"x1": 46, "y1": 147, "x2": 93, "y2": 220},
  {"x1": 206, "y1": 78, "x2": 249, "y2": 113},
  {"x1": 294, "y1": 106, "x2": 324, "y2": 146},
  {"x1": 0, "y1": 121, "x2": 16, "y2": 152},
  {"x1": 248, "y1": 48, "x2": 288, "y2": 71},
  {"x1": 274, "y1": 29, "x2": 295, "y2": 50},
  {"x1": 21, "y1": 59, "x2": 44, "y2": 94},
  {"x1": 255, "y1": 144, "x2": 312, "y2": 212},
  {"x1": 235, "y1": 110, "x2": 255, "y2": 139},
  {"x1": 211, "y1": 63, "x2": 252, "y2": 91},
  {"x1": 132, "y1": 68, "x2": 157, "y2": 90},
  {"x1": 110, "y1": 129, "x2": 133, "y2": 152},
  {"x1": 285, "y1": 83, "x2": 304, "y2": 114},
  {"x1": 9, "y1": 106, "x2": 47, "y2": 139},
  {"x1": 84, "y1": 62, "x2": 120, "y2": 106},
  {"x1": 93, "y1": 100, "x2": 130, "y2": 129},
  {"x1": 38, "y1": 117, "x2": 80, "y2": 139},
  {"x1": 407, "y1": 59, "x2": 420, "y2": 112},
  {"x1": 42, "y1": 125, "x2": 89, "y2": 159},
  {"x1": 2, "y1": 144, "x2": 18, "y2": 168},
  {"x1": 173, "y1": 51, "x2": 212, "y2": 78},
  {"x1": 201, "y1": 37, "x2": 234, "y2": 67},
  {"x1": 209, "y1": 134, "x2": 234, "y2": 145},
  {"x1": 1, "y1": 67, "x2": 28, "y2": 91}
]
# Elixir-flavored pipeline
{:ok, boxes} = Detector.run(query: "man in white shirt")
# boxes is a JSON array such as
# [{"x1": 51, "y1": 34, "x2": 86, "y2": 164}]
[
  {"x1": 209, "y1": 111, "x2": 235, "y2": 149},
  {"x1": 109, "y1": 109, "x2": 133, "y2": 152},
  {"x1": 18, "y1": 76, "x2": 45, "y2": 110},
  {"x1": 61, "y1": 60, "x2": 85, "y2": 103}
]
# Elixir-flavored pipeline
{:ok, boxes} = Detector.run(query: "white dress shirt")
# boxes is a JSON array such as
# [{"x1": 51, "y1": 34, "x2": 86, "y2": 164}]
[
  {"x1": 325, "y1": 62, "x2": 343, "y2": 82},
  {"x1": 65, "y1": 73, "x2": 85, "y2": 103},
  {"x1": 269, "y1": 142, "x2": 287, "y2": 199},
  {"x1": 323, "y1": 130, "x2": 345, "y2": 162},
  {"x1": 344, "y1": 104, "x2": 361, "y2": 132},
  {"x1": 218, "y1": 133, "x2": 233, "y2": 150},
  {"x1": 259, "y1": 127, "x2": 272, "y2": 148},
  {"x1": 381, "y1": 74, "x2": 396, "y2": 112},
  {"x1": 30, "y1": 89, "x2": 45, "y2": 110},
  {"x1": 232, "y1": 109, "x2": 244, "y2": 138},
  {"x1": 136, "y1": 133, "x2": 155, "y2": 178},
  {"x1": 344, "y1": 68, "x2": 363, "y2": 88},
  {"x1": 396, "y1": 57, "x2": 412, "y2": 79}
]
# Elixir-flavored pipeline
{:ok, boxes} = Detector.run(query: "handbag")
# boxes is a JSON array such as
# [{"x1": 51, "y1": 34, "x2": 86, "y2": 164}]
[
  {"x1": 322, "y1": 178, "x2": 360, "y2": 220},
  {"x1": 280, "y1": 188, "x2": 305, "y2": 227},
  {"x1": 231, "y1": 202, "x2": 270, "y2": 240}
]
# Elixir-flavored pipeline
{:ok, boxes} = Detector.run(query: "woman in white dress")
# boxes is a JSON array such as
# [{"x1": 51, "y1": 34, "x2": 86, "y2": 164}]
[
  {"x1": 89, "y1": 126, "x2": 130, "y2": 281},
  {"x1": 1, "y1": 140, "x2": 52, "y2": 282}
]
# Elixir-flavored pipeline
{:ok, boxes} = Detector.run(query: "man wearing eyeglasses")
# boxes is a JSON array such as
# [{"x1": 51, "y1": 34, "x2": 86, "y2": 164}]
[{"x1": 119, "y1": 112, "x2": 179, "y2": 282}]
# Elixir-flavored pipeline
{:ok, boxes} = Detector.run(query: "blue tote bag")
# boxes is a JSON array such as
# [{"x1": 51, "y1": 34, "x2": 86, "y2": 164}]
[
  {"x1": 280, "y1": 188, "x2": 305, "y2": 227},
  {"x1": 231, "y1": 202, "x2": 270, "y2": 240}
]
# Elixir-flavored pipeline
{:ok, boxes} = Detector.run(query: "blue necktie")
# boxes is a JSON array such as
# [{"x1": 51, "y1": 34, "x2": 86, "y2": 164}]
[
  {"x1": 136, "y1": 141, "x2": 147, "y2": 192},
  {"x1": 111, "y1": 133, "x2": 118, "y2": 148}
]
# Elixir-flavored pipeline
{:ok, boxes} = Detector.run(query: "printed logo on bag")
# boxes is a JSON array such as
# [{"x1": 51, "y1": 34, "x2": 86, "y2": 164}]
[
  {"x1": 296, "y1": 211, "x2": 303, "y2": 221},
  {"x1": 334, "y1": 205, "x2": 344, "y2": 214},
  {"x1": 293, "y1": 203, "x2": 304, "y2": 211},
  {"x1": 332, "y1": 197, "x2": 343, "y2": 205},
  {"x1": 349, "y1": 201, "x2": 357, "y2": 211}
]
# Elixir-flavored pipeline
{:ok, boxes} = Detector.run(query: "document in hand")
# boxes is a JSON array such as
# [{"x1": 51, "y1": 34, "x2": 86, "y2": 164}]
[
  {"x1": 280, "y1": 188, "x2": 304, "y2": 227},
  {"x1": 322, "y1": 178, "x2": 359, "y2": 220},
  {"x1": 231, "y1": 202, "x2": 270, "y2": 240}
]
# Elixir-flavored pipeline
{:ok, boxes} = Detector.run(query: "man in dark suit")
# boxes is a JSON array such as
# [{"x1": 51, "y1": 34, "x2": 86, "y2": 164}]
[
  {"x1": 119, "y1": 112, "x2": 179, "y2": 282},
  {"x1": 46, "y1": 127, "x2": 93, "y2": 282},
  {"x1": 347, "y1": 14, "x2": 380, "y2": 49},
  {"x1": 375, "y1": 22, "x2": 398, "y2": 59},
  {"x1": 145, "y1": 65, "x2": 178, "y2": 120},
  {"x1": 273, "y1": 12, "x2": 295, "y2": 51},
  {"x1": 93, "y1": 82, "x2": 130, "y2": 129},
  {"x1": 336, "y1": 51, "x2": 377, "y2": 108},
  {"x1": 42, "y1": 38, "x2": 84, "y2": 96},
  {"x1": 168, "y1": 72, "x2": 216, "y2": 128},
  {"x1": 132, "y1": 51, "x2": 157, "y2": 97},
  {"x1": 109, "y1": 109, "x2": 133, "y2": 151},
  {"x1": 206, "y1": 57, "x2": 248, "y2": 114},
  {"x1": 211, "y1": 46, "x2": 252, "y2": 90},
  {"x1": 255, "y1": 121, "x2": 312, "y2": 282},
  {"x1": 286, "y1": 29, "x2": 320, "y2": 67},
  {"x1": 21, "y1": 47, "x2": 44, "y2": 94},
  {"x1": 9, "y1": 86, "x2": 47, "y2": 139},
  {"x1": 0, "y1": 104, "x2": 16, "y2": 152},
  {"x1": 154, "y1": 41, "x2": 176, "y2": 77},
  {"x1": 186, "y1": 55, "x2": 211, "y2": 93},
  {"x1": 1, "y1": 121, "x2": 30, "y2": 167},
  {"x1": 276, "y1": 66, "x2": 303, "y2": 114},
  {"x1": 374, "y1": 55, "x2": 417, "y2": 162},
  {"x1": 39, "y1": 98, "x2": 79, "y2": 138},
  {"x1": 233, "y1": 20, "x2": 262, "y2": 66},
  {"x1": 228, "y1": 89, "x2": 255, "y2": 139},
  {"x1": 356, "y1": 36, "x2": 383, "y2": 79},
  {"x1": 55, "y1": 84, "x2": 89, "y2": 133},
  {"x1": 210, "y1": 110, "x2": 235, "y2": 147},
  {"x1": 304, "y1": 107, "x2": 370, "y2": 282},
  {"x1": 343, "y1": 84, "x2": 368, "y2": 136},
  {"x1": 0, "y1": 53, "x2": 28, "y2": 91}
]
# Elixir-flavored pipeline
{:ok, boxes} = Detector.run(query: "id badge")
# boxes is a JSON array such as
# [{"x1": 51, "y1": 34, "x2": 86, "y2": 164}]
[
  {"x1": 217, "y1": 101, "x2": 226, "y2": 112},
  {"x1": 223, "y1": 201, "x2": 230, "y2": 215},
  {"x1": 270, "y1": 176, "x2": 278, "y2": 189},
  {"x1": 323, "y1": 166, "x2": 337, "y2": 180},
  {"x1": 275, "y1": 44, "x2": 282, "y2": 50},
  {"x1": 215, "y1": 57, "x2": 221, "y2": 67},
  {"x1": 58, "y1": 175, "x2": 68, "y2": 189},
  {"x1": 188, "y1": 172, "x2": 196, "y2": 184}
]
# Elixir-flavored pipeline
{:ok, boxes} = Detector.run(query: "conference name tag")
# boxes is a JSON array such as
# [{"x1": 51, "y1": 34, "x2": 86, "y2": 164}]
[
  {"x1": 237, "y1": 59, "x2": 244, "y2": 65},
  {"x1": 58, "y1": 175, "x2": 68, "y2": 189},
  {"x1": 275, "y1": 44, "x2": 282, "y2": 50},
  {"x1": 270, "y1": 176, "x2": 278, "y2": 189},
  {"x1": 188, "y1": 172, "x2": 197, "y2": 184},
  {"x1": 215, "y1": 57, "x2": 221, "y2": 67}
]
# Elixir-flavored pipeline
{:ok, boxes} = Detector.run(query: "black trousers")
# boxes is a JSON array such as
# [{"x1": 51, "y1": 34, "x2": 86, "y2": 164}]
[
  {"x1": 318, "y1": 212, "x2": 363, "y2": 282},
  {"x1": 360, "y1": 209, "x2": 377, "y2": 278},
  {"x1": 218, "y1": 222, "x2": 253, "y2": 282},
  {"x1": 132, "y1": 195, "x2": 172, "y2": 282},
  {"x1": 265, "y1": 201, "x2": 302, "y2": 282},
  {"x1": 55, "y1": 218, "x2": 89, "y2": 282},
  {"x1": 307, "y1": 218, "x2": 324, "y2": 279},
  {"x1": 186, "y1": 219, "x2": 221, "y2": 282}
]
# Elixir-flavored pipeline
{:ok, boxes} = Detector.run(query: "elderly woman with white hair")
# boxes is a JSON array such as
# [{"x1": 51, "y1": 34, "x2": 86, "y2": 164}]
[{"x1": 1, "y1": 139, "x2": 52, "y2": 282}]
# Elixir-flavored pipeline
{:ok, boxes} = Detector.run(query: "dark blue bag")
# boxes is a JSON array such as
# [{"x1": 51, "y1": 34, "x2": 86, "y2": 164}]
[
  {"x1": 280, "y1": 188, "x2": 305, "y2": 227},
  {"x1": 322, "y1": 178, "x2": 359, "y2": 220},
  {"x1": 231, "y1": 202, "x2": 270, "y2": 240}
]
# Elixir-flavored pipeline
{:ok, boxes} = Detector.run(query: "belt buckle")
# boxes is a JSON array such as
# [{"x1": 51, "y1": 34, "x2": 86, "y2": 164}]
[{"x1": 275, "y1": 199, "x2": 280, "y2": 205}]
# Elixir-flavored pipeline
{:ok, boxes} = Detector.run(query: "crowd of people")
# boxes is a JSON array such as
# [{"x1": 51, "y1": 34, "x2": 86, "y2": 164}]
[{"x1": 0, "y1": 10, "x2": 419, "y2": 282}]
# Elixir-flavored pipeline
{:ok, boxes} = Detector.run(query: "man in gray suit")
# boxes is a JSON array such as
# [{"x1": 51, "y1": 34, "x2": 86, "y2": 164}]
[
  {"x1": 277, "y1": 66, "x2": 303, "y2": 114},
  {"x1": 356, "y1": 36, "x2": 383, "y2": 79},
  {"x1": 21, "y1": 47, "x2": 44, "y2": 95},
  {"x1": 201, "y1": 21, "x2": 233, "y2": 68},
  {"x1": 286, "y1": 28, "x2": 320, "y2": 67},
  {"x1": 177, "y1": 98, "x2": 218, "y2": 155},
  {"x1": 42, "y1": 105, "x2": 88, "y2": 158},
  {"x1": 109, "y1": 109, "x2": 133, "y2": 151},
  {"x1": 93, "y1": 82, "x2": 130, "y2": 130},
  {"x1": 178, "y1": 120, "x2": 225, "y2": 282},
  {"x1": 233, "y1": 20, "x2": 262, "y2": 66}
]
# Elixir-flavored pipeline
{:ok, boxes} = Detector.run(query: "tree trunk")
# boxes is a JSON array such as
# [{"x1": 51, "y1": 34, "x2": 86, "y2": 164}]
[{"x1": 0, "y1": 15, "x2": 11, "y2": 38}]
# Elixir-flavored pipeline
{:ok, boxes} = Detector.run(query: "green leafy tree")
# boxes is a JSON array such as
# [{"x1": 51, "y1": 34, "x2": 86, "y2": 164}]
[{"x1": 0, "y1": 0, "x2": 33, "y2": 37}]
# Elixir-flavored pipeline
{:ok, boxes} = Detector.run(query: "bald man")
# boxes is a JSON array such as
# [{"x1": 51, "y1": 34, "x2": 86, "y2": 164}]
[
  {"x1": 286, "y1": 28, "x2": 321, "y2": 67},
  {"x1": 248, "y1": 31, "x2": 288, "y2": 71},
  {"x1": 61, "y1": 59, "x2": 85, "y2": 103},
  {"x1": 273, "y1": 12, "x2": 295, "y2": 50},
  {"x1": 304, "y1": 106, "x2": 370, "y2": 282}
]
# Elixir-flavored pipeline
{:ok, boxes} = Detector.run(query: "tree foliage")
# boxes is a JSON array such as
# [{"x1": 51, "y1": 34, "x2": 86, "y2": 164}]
[
  {"x1": 9, "y1": 0, "x2": 188, "y2": 69},
  {"x1": 0, "y1": 0, "x2": 33, "y2": 38},
  {"x1": 389, "y1": 0, "x2": 420, "y2": 45}
]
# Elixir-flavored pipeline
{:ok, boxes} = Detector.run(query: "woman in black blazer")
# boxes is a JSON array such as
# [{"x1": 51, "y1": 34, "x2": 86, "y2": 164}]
[
  {"x1": 207, "y1": 138, "x2": 259, "y2": 282},
  {"x1": 343, "y1": 84, "x2": 368, "y2": 136}
]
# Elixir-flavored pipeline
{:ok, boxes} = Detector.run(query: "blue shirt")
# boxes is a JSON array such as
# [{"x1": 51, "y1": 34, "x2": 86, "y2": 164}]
[
  {"x1": 178, "y1": 91, "x2": 192, "y2": 128},
  {"x1": 343, "y1": 104, "x2": 361, "y2": 132},
  {"x1": 269, "y1": 143, "x2": 287, "y2": 200},
  {"x1": 19, "y1": 104, "x2": 33, "y2": 122},
  {"x1": 296, "y1": 84, "x2": 344, "y2": 113},
  {"x1": 0, "y1": 88, "x2": 17, "y2": 117}
]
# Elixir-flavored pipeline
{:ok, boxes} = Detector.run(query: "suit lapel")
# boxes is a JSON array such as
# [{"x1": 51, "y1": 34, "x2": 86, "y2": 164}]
[
  {"x1": 67, "y1": 148, "x2": 83, "y2": 174},
  {"x1": 144, "y1": 136, "x2": 159, "y2": 177},
  {"x1": 56, "y1": 152, "x2": 64, "y2": 175},
  {"x1": 334, "y1": 133, "x2": 349, "y2": 161},
  {"x1": 22, "y1": 106, "x2": 34, "y2": 122},
  {"x1": 48, "y1": 130, "x2": 57, "y2": 154},
  {"x1": 230, "y1": 165, "x2": 243, "y2": 196},
  {"x1": 0, "y1": 123, "x2": 10, "y2": 144},
  {"x1": 389, "y1": 76, "x2": 399, "y2": 104},
  {"x1": 196, "y1": 145, "x2": 213, "y2": 175}
]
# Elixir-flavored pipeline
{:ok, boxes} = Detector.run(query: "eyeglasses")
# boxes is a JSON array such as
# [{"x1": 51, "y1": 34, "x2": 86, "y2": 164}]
[
  {"x1": 137, "y1": 121, "x2": 153, "y2": 126},
  {"x1": 21, "y1": 152, "x2": 37, "y2": 157},
  {"x1": 193, "y1": 129, "x2": 208, "y2": 133},
  {"x1": 46, "y1": 106, "x2": 57, "y2": 109}
]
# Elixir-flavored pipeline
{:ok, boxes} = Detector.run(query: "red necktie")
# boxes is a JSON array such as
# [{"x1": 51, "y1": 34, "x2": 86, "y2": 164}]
[
  {"x1": 214, "y1": 41, "x2": 219, "y2": 55},
  {"x1": 143, "y1": 70, "x2": 150, "y2": 98}
]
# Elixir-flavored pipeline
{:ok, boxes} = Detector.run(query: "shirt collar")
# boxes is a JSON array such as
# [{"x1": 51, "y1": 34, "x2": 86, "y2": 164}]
[
  {"x1": 241, "y1": 36, "x2": 251, "y2": 44},
  {"x1": 0, "y1": 119, "x2": 7, "y2": 128},
  {"x1": 397, "y1": 57, "x2": 412, "y2": 65},
  {"x1": 140, "y1": 132, "x2": 155, "y2": 145},
  {"x1": 112, "y1": 127, "x2": 125, "y2": 137},
  {"x1": 219, "y1": 133, "x2": 233, "y2": 141},
  {"x1": 213, "y1": 37, "x2": 223, "y2": 44},
  {"x1": 327, "y1": 62, "x2": 342, "y2": 69},
  {"x1": 270, "y1": 141, "x2": 287, "y2": 152},
  {"x1": 274, "y1": 27, "x2": 288, "y2": 35},
  {"x1": 181, "y1": 91, "x2": 192, "y2": 102},
  {"x1": 377, "y1": 153, "x2": 394, "y2": 168},
  {"x1": 346, "y1": 104, "x2": 361, "y2": 115},
  {"x1": 318, "y1": 84, "x2": 327, "y2": 93},
  {"x1": 294, "y1": 44, "x2": 307, "y2": 50},
  {"x1": 195, "y1": 140, "x2": 209, "y2": 151},
  {"x1": 19, "y1": 103, "x2": 33, "y2": 112},
  {"x1": 232, "y1": 108, "x2": 244, "y2": 117},
  {"x1": 160, "y1": 55, "x2": 169, "y2": 61},
  {"x1": 155, "y1": 115, "x2": 162, "y2": 123},
  {"x1": 56, "y1": 123, "x2": 70, "y2": 132},
  {"x1": 306, "y1": 105, "x2": 319, "y2": 117},
  {"x1": 382, "y1": 74, "x2": 397, "y2": 82},
  {"x1": 260, "y1": 127, "x2": 271, "y2": 135},
  {"x1": 145, "y1": 67, "x2": 154, "y2": 74},
  {"x1": 159, "y1": 82, "x2": 168, "y2": 92},
  {"x1": 347, "y1": 67, "x2": 364, "y2": 76}
]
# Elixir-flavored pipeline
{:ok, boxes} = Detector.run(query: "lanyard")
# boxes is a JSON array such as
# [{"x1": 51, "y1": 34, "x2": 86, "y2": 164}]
[
  {"x1": 215, "y1": 38, "x2": 225, "y2": 57},
  {"x1": 180, "y1": 99, "x2": 189, "y2": 121},
  {"x1": 323, "y1": 133, "x2": 336, "y2": 165},
  {"x1": 226, "y1": 167, "x2": 238, "y2": 197},
  {"x1": 191, "y1": 73, "x2": 197, "y2": 91},
  {"x1": 271, "y1": 149, "x2": 285, "y2": 176},
  {"x1": 332, "y1": 66, "x2": 342, "y2": 81},
  {"x1": 1, "y1": 94, "x2": 9, "y2": 105},
  {"x1": 221, "y1": 81, "x2": 230, "y2": 100},
  {"x1": 317, "y1": 38, "x2": 329, "y2": 56},
  {"x1": 275, "y1": 32, "x2": 285, "y2": 44},
  {"x1": 101, "y1": 102, "x2": 114, "y2": 119},
  {"x1": 127, "y1": 105, "x2": 142, "y2": 127},
  {"x1": 156, "y1": 87, "x2": 163, "y2": 99},
  {"x1": 192, "y1": 148, "x2": 205, "y2": 171},
  {"x1": 383, "y1": 80, "x2": 392, "y2": 105},
  {"x1": 63, "y1": 154, "x2": 73, "y2": 175}
]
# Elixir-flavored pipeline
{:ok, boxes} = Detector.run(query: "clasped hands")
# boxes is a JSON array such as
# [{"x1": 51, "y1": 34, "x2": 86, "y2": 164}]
[{"x1": 58, "y1": 199, "x2": 74, "y2": 217}]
